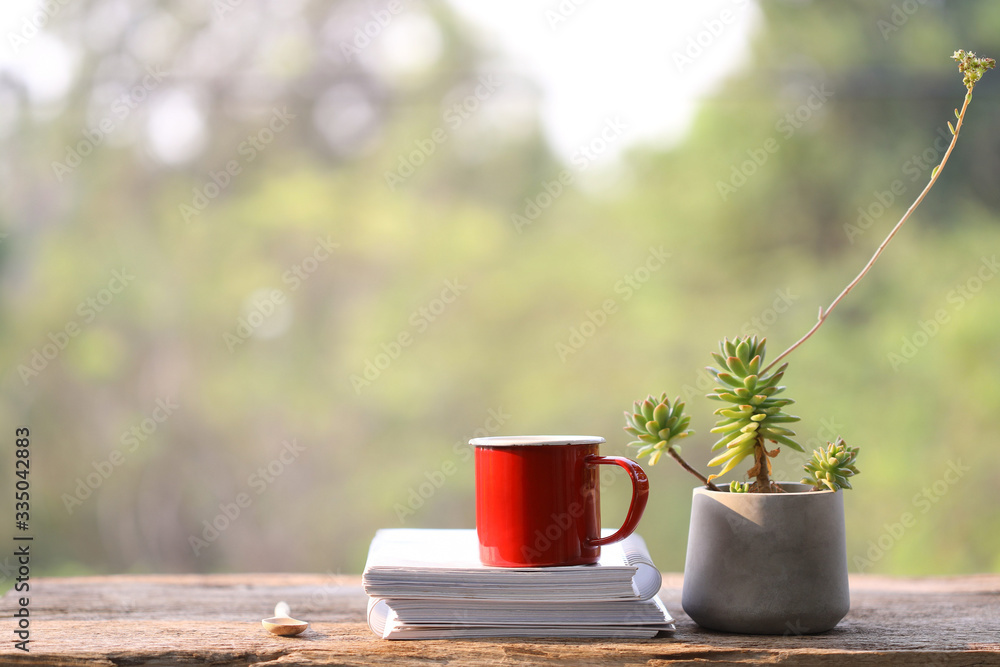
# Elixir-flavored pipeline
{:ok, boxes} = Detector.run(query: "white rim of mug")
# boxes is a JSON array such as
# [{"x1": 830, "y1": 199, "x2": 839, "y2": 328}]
[{"x1": 469, "y1": 435, "x2": 606, "y2": 447}]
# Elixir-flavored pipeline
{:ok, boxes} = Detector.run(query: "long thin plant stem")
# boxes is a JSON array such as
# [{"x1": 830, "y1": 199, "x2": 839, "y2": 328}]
[
  {"x1": 668, "y1": 447, "x2": 722, "y2": 491},
  {"x1": 763, "y1": 91, "x2": 974, "y2": 374}
]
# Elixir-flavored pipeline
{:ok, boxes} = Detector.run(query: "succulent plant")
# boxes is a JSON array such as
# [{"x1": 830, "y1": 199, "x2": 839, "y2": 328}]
[
  {"x1": 624, "y1": 393, "x2": 692, "y2": 465},
  {"x1": 706, "y1": 336, "x2": 802, "y2": 486},
  {"x1": 622, "y1": 50, "x2": 989, "y2": 494},
  {"x1": 802, "y1": 438, "x2": 860, "y2": 491}
]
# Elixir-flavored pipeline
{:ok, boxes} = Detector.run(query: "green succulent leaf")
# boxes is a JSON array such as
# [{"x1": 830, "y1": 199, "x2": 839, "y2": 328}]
[
  {"x1": 636, "y1": 444, "x2": 656, "y2": 457},
  {"x1": 711, "y1": 430, "x2": 741, "y2": 451},
  {"x1": 722, "y1": 430, "x2": 757, "y2": 450},
  {"x1": 715, "y1": 372, "x2": 744, "y2": 388},
  {"x1": 767, "y1": 433, "x2": 804, "y2": 451},
  {"x1": 764, "y1": 414, "x2": 800, "y2": 424},
  {"x1": 734, "y1": 339, "x2": 750, "y2": 363},
  {"x1": 710, "y1": 420, "x2": 745, "y2": 435}
]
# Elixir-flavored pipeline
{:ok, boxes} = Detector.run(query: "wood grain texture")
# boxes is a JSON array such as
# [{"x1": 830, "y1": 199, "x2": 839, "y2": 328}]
[{"x1": 2, "y1": 573, "x2": 998, "y2": 665}]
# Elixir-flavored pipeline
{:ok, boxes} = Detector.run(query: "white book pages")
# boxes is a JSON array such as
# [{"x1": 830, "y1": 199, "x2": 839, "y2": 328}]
[
  {"x1": 363, "y1": 529, "x2": 662, "y2": 602},
  {"x1": 376, "y1": 595, "x2": 675, "y2": 626},
  {"x1": 367, "y1": 597, "x2": 675, "y2": 640}
]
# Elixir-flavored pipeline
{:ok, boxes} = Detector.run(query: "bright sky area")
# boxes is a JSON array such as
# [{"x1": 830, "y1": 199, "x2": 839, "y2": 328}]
[{"x1": 0, "y1": 0, "x2": 760, "y2": 166}]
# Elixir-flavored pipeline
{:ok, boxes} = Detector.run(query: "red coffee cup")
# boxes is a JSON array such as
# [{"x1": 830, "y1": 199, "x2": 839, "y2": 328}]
[{"x1": 472, "y1": 435, "x2": 649, "y2": 567}]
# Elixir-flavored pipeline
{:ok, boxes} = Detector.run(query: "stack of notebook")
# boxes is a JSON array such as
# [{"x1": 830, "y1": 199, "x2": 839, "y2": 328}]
[{"x1": 362, "y1": 528, "x2": 674, "y2": 640}]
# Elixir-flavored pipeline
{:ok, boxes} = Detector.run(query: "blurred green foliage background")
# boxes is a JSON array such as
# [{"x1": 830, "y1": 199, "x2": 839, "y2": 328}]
[{"x1": 2, "y1": 0, "x2": 999, "y2": 587}]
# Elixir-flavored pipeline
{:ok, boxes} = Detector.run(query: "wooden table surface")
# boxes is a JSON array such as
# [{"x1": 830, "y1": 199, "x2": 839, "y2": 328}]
[{"x1": 2, "y1": 573, "x2": 998, "y2": 665}]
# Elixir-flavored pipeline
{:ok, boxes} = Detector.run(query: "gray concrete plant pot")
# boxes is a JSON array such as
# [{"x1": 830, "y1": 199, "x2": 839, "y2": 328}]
[{"x1": 681, "y1": 482, "x2": 850, "y2": 634}]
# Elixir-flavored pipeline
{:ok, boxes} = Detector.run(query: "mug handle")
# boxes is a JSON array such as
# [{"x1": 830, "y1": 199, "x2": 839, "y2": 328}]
[{"x1": 584, "y1": 455, "x2": 649, "y2": 547}]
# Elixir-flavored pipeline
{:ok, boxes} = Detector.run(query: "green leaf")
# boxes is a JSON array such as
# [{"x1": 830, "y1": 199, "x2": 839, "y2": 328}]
[
  {"x1": 725, "y1": 430, "x2": 758, "y2": 449},
  {"x1": 715, "y1": 372, "x2": 744, "y2": 388},
  {"x1": 767, "y1": 433, "x2": 803, "y2": 451},
  {"x1": 710, "y1": 420, "x2": 747, "y2": 435},
  {"x1": 734, "y1": 339, "x2": 750, "y2": 363},
  {"x1": 707, "y1": 446, "x2": 742, "y2": 467},
  {"x1": 624, "y1": 412, "x2": 642, "y2": 431},
  {"x1": 710, "y1": 430, "x2": 742, "y2": 451},
  {"x1": 756, "y1": 369, "x2": 784, "y2": 387},
  {"x1": 764, "y1": 414, "x2": 800, "y2": 423},
  {"x1": 708, "y1": 448, "x2": 751, "y2": 478}
]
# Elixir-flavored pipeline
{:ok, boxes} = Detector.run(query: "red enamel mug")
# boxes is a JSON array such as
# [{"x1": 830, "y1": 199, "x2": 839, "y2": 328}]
[{"x1": 472, "y1": 435, "x2": 649, "y2": 567}]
